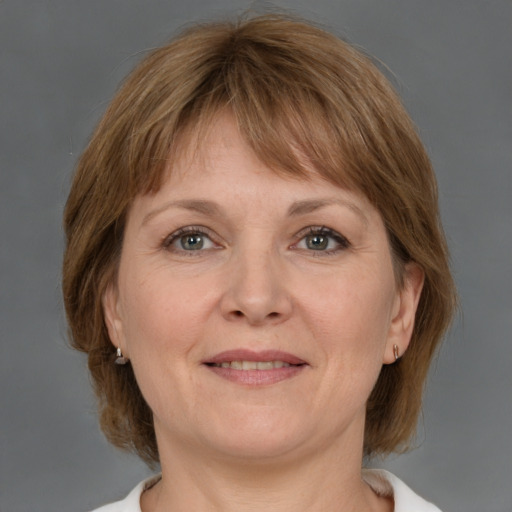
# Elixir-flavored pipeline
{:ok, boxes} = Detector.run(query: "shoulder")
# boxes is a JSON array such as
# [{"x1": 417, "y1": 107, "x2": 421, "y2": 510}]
[
  {"x1": 363, "y1": 469, "x2": 443, "y2": 512},
  {"x1": 89, "y1": 476, "x2": 161, "y2": 512}
]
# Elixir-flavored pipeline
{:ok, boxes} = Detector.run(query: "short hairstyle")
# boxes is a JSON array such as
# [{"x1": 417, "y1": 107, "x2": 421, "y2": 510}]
[{"x1": 63, "y1": 14, "x2": 457, "y2": 465}]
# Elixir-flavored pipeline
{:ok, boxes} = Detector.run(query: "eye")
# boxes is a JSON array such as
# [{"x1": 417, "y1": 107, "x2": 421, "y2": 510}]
[
  {"x1": 293, "y1": 227, "x2": 350, "y2": 254},
  {"x1": 164, "y1": 227, "x2": 219, "y2": 253}
]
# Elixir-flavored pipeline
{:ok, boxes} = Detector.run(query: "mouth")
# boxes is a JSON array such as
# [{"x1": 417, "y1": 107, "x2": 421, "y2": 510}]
[
  {"x1": 203, "y1": 349, "x2": 308, "y2": 385},
  {"x1": 207, "y1": 360, "x2": 296, "y2": 370}
]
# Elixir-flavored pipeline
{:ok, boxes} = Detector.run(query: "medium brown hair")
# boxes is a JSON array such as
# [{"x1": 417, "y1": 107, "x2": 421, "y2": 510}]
[{"x1": 63, "y1": 14, "x2": 456, "y2": 465}]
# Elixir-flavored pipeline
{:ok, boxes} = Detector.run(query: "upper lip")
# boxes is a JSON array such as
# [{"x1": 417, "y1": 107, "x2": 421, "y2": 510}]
[{"x1": 204, "y1": 349, "x2": 307, "y2": 366}]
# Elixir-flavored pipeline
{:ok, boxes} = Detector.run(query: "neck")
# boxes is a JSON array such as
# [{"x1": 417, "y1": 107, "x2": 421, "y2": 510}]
[{"x1": 142, "y1": 424, "x2": 389, "y2": 512}]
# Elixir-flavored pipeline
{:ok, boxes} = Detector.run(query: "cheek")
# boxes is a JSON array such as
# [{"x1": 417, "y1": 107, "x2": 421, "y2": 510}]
[
  {"x1": 299, "y1": 267, "x2": 396, "y2": 362},
  {"x1": 118, "y1": 265, "x2": 217, "y2": 358},
  {"x1": 116, "y1": 268, "x2": 213, "y2": 417}
]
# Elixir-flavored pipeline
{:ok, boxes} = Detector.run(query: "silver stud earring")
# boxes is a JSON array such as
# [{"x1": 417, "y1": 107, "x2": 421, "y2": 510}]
[
  {"x1": 115, "y1": 347, "x2": 129, "y2": 365},
  {"x1": 393, "y1": 344, "x2": 400, "y2": 362}
]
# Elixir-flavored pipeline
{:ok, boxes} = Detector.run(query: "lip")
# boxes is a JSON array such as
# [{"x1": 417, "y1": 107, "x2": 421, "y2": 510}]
[
  {"x1": 203, "y1": 349, "x2": 308, "y2": 386},
  {"x1": 204, "y1": 349, "x2": 307, "y2": 366}
]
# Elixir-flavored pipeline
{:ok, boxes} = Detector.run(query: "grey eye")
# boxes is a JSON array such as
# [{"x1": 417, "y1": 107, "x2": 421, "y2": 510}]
[
  {"x1": 165, "y1": 227, "x2": 218, "y2": 254},
  {"x1": 294, "y1": 227, "x2": 350, "y2": 254},
  {"x1": 179, "y1": 234, "x2": 206, "y2": 250},
  {"x1": 305, "y1": 234, "x2": 329, "y2": 250}
]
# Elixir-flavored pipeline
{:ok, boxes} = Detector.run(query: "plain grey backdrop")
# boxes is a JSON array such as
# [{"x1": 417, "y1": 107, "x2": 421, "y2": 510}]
[{"x1": 1, "y1": 1, "x2": 511, "y2": 511}]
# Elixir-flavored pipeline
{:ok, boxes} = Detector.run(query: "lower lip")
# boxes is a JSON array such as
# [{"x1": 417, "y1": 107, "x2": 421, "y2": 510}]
[{"x1": 204, "y1": 365, "x2": 306, "y2": 385}]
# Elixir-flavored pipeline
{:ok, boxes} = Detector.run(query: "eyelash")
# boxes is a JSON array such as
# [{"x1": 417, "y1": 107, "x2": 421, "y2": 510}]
[
  {"x1": 292, "y1": 226, "x2": 351, "y2": 255},
  {"x1": 162, "y1": 225, "x2": 351, "y2": 256},
  {"x1": 162, "y1": 226, "x2": 219, "y2": 254}
]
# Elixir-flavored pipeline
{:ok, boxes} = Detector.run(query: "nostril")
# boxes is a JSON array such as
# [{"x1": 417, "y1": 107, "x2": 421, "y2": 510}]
[{"x1": 230, "y1": 310, "x2": 280, "y2": 320}]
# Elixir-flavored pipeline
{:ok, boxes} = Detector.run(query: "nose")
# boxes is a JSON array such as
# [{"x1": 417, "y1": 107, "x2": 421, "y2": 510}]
[{"x1": 220, "y1": 243, "x2": 293, "y2": 326}]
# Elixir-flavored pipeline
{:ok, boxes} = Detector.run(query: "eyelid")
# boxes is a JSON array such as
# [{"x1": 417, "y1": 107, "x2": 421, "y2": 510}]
[
  {"x1": 291, "y1": 226, "x2": 351, "y2": 253},
  {"x1": 162, "y1": 225, "x2": 222, "y2": 251}
]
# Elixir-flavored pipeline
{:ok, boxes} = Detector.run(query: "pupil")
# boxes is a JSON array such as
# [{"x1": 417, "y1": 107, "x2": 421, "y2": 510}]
[
  {"x1": 181, "y1": 234, "x2": 203, "y2": 250},
  {"x1": 307, "y1": 234, "x2": 328, "y2": 250}
]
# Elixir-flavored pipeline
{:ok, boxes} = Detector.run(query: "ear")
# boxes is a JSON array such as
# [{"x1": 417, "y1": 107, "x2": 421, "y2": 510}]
[
  {"x1": 383, "y1": 262, "x2": 424, "y2": 364},
  {"x1": 102, "y1": 282, "x2": 128, "y2": 356}
]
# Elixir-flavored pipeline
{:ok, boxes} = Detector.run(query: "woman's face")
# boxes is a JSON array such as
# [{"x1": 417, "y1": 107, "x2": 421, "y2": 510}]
[{"x1": 104, "y1": 114, "x2": 422, "y2": 463}]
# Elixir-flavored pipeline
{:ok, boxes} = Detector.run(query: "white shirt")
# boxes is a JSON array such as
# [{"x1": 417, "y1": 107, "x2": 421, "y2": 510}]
[{"x1": 90, "y1": 469, "x2": 442, "y2": 512}]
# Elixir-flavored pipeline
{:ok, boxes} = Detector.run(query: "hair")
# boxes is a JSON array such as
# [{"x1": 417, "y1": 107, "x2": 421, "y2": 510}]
[{"x1": 63, "y1": 13, "x2": 457, "y2": 465}]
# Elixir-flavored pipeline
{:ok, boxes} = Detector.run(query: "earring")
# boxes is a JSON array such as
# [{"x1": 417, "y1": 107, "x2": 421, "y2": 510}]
[
  {"x1": 115, "y1": 347, "x2": 129, "y2": 365},
  {"x1": 393, "y1": 344, "x2": 400, "y2": 362}
]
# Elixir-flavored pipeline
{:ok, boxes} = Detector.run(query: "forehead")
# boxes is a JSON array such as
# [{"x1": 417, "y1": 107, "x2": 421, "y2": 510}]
[
  {"x1": 131, "y1": 113, "x2": 377, "y2": 229},
  {"x1": 159, "y1": 114, "x2": 331, "y2": 199},
  {"x1": 164, "y1": 111, "x2": 354, "y2": 191}
]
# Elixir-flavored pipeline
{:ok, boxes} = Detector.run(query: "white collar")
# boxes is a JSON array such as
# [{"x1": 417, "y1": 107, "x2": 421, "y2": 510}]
[{"x1": 91, "y1": 469, "x2": 442, "y2": 512}]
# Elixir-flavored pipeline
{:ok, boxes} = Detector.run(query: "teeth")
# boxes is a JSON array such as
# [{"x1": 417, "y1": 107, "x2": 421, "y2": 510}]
[
  {"x1": 213, "y1": 360, "x2": 292, "y2": 370},
  {"x1": 256, "y1": 361, "x2": 274, "y2": 370}
]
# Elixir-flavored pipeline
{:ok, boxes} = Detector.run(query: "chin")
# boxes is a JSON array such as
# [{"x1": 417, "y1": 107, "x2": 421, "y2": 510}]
[
  {"x1": 193, "y1": 409, "x2": 321, "y2": 462},
  {"x1": 207, "y1": 433, "x2": 305, "y2": 462}
]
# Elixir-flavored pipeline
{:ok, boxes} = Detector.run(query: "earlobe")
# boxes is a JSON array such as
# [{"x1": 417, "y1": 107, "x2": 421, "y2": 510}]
[
  {"x1": 384, "y1": 263, "x2": 424, "y2": 364},
  {"x1": 102, "y1": 283, "x2": 126, "y2": 353}
]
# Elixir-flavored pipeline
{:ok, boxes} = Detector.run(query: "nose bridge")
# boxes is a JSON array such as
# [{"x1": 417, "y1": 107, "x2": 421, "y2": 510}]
[{"x1": 222, "y1": 232, "x2": 291, "y2": 324}]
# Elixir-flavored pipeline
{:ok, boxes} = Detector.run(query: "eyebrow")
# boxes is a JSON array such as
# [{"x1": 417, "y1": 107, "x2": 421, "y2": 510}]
[
  {"x1": 142, "y1": 199, "x2": 222, "y2": 225},
  {"x1": 287, "y1": 198, "x2": 369, "y2": 225},
  {"x1": 142, "y1": 197, "x2": 369, "y2": 226}
]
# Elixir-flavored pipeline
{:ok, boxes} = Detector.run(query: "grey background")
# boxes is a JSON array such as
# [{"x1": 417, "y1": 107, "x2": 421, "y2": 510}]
[{"x1": 1, "y1": 1, "x2": 511, "y2": 511}]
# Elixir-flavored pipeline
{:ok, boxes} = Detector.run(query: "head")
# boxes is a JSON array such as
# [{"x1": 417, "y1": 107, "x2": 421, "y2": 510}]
[{"x1": 63, "y1": 14, "x2": 456, "y2": 465}]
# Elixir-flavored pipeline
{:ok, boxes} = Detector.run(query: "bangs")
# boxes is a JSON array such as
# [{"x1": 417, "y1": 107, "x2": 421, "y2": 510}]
[{"x1": 128, "y1": 19, "x2": 379, "y2": 197}]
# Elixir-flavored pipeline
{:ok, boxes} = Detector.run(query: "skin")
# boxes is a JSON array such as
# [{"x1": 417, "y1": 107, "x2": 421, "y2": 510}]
[{"x1": 103, "y1": 114, "x2": 424, "y2": 512}]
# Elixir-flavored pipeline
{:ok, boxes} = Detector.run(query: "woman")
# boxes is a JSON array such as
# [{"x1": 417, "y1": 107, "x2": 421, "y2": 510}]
[{"x1": 63, "y1": 14, "x2": 456, "y2": 512}]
